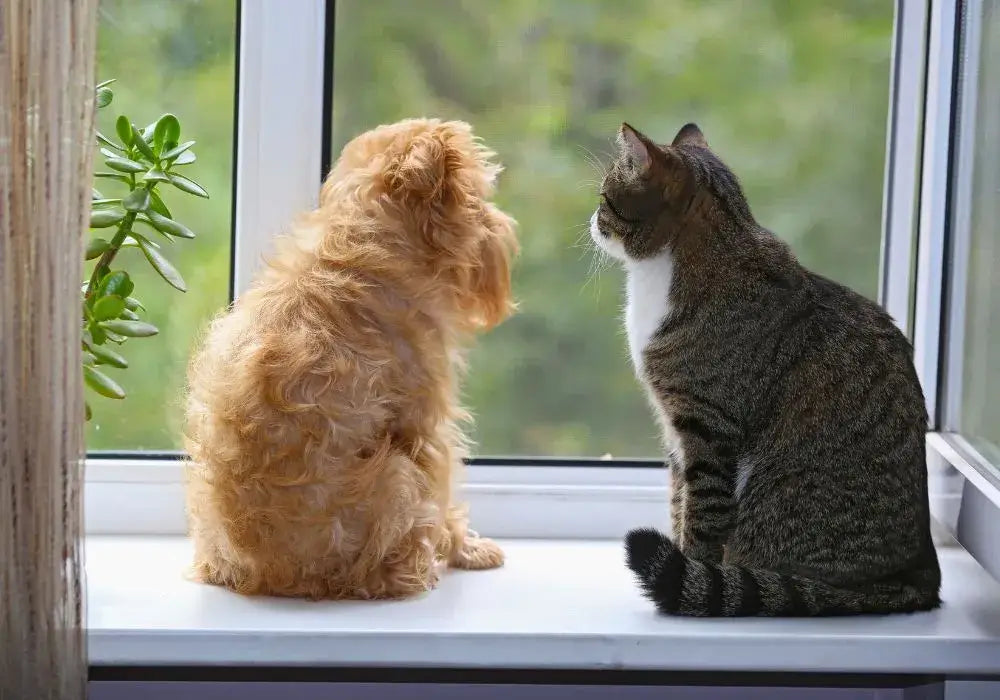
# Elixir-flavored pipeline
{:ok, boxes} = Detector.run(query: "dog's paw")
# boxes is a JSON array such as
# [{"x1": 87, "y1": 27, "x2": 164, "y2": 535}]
[{"x1": 450, "y1": 535, "x2": 505, "y2": 570}]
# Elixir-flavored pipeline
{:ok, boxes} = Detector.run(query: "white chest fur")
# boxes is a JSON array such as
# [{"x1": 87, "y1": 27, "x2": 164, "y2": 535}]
[{"x1": 624, "y1": 252, "x2": 674, "y2": 375}]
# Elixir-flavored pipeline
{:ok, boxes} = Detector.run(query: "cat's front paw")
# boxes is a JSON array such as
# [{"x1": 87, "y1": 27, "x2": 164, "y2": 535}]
[{"x1": 449, "y1": 535, "x2": 505, "y2": 570}]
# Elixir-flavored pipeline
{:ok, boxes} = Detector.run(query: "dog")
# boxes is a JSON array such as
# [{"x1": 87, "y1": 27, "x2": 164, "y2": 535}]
[{"x1": 183, "y1": 118, "x2": 518, "y2": 599}]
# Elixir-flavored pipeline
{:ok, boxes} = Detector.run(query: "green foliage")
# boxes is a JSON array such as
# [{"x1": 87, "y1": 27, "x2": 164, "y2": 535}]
[
  {"x1": 82, "y1": 79, "x2": 209, "y2": 421},
  {"x1": 88, "y1": 0, "x2": 893, "y2": 457},
  {"x1": 331, "y1": 0, "x2": 895, "y2": 457}
]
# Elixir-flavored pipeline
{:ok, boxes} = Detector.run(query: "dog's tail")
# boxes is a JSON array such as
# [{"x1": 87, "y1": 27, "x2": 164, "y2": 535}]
[{"x1": 624, "y1": 528, "x2": 939, "y2": 617}]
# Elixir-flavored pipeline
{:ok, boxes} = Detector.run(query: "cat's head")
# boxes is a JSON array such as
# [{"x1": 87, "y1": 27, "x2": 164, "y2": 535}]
[{"x1": 590, "y1": 122, "x2": 753, "y2": 262}]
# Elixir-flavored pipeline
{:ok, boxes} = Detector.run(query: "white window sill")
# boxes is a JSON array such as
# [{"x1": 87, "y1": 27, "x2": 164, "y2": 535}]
[{"x1": 88, "y1": 536, "x2": 1000, "y2": 675}]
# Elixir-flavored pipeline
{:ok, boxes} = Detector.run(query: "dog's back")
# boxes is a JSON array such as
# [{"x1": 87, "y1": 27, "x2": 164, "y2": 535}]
[{"x1": 183, "y1": 118, "x2": 517, "y2": 599}]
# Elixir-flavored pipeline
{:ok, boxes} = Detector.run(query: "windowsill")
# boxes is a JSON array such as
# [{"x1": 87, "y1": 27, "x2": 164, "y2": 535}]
[{"x1": 88, "y1": 537, "x2": 1000, "y2": 675}]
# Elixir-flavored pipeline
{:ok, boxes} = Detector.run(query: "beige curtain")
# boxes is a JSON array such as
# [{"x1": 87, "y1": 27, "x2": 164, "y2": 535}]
[{"x1": 0, "y1": 1, "x2": 99, "y2": 698}]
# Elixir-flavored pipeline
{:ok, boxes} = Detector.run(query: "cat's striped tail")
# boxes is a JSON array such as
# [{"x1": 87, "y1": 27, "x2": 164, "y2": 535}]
[{"x1": 624, "y1": 528, "x2": 939, "y2": 617}]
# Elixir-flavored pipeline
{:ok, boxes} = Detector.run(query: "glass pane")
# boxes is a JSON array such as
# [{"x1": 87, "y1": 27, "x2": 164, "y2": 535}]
[
  {"x1": 958, "y1": 0, "x2": 1000, "y2": 465},
  {"x1": 330, "y1": 1, "x2": 894, "y2": 457},
  {"x1": 87, "y1": 0, "x2": 237, "y2": 450}
]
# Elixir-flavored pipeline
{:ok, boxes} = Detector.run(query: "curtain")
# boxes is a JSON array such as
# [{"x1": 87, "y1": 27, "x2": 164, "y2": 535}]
[{"x1": 0, "y1": 1, "x2": 99, "y2": 698}]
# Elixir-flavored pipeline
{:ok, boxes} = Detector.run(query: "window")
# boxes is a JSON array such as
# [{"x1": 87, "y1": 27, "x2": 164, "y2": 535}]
[
  {"x1": 83, "y1": 2, "x2": 1000, "y2": 576},
  {"x1": 87, "y1": 0, "x2": 237, "y2": 451},
  {"x1": 329, "y1": 0, "x2": 895, "y2": 457},
  {"x1": 947, "y1": 0, "x2": 1000, "y2": 468}
]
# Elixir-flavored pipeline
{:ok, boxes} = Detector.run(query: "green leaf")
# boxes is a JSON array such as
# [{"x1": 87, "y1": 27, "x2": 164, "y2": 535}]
[
  {"x1": 96, "y1": 131, "x2": 124, "y2": 151},
  {"x1": 99, "y1": 319, "x2": 159, "y2": 337},
  {"x1": 104, "y1": 157, "x2": 146, "y2": 173},
  {"x1": 92, "y1": 188, "x2": 103, "y2": 199},
  {"x1": 132, "y1": 124, "x2": 157, "y2": 162},
  {"x1": 104, "y1": 330, "x2": 126, "y2": 344},
  {"x1": 119, "y1": 308, "x2": 141, "y2": 322},
  {"x1": 132, "y1": 124, "x2": 156, "y2": 163},
  {"x1": 85, "y1": 238, "x2": 110, "y2": 260},
  {"x1": 93, "y1": 295, "x2": 126, "y2": 321},
  {"x1": 145, "y1": 210, "x2": 195, "y2": 239},
  {"x1": 160, "y1": 140, "x2": 195, "y2": 162},
  {"x1": 84, "y1": 365, "x2": 126, "y2": 399},
  {"x1": 127, "y1": 231, "x2": 161, "y2": 249},
  {"x1": 90, "y1": 198, "x2": 122, "y2": 207},
  {"x1": 89, "y1": 208, "x2": 125, "y2": 228},
  {"x1": 167, "y1": 173, "x2": 209, "y2": 198},
  {"x1": 95, "y1": 87, "x2": 113, "y2": 109},
  {"x1": 141, "y1": 168, "x2": 170, "y2": 184},
  {"x1": 124, "y1": 296, "x2": 145, "y2": 312},
  {"x1": 153, "y1": 114, "x2": 180, "y2": 155},
  {"x1": 100, "y1": 147, "x2": 119, "y2": 160},
  {"x1": 171, "y1": 150, "x2": 196, "y2": 166},
  {"x1": 89, "y1": 343, "x2": 128, "y2": 368},
  {"x1": 82, "y1": 351, "x2": 97, "y2": 366},
  {"x1": 87, "y1": 320, "x2": 107, "y2": 345},
  {"x1": 115, "y1": 115, "x2": 133, "y2": 147},
  {"x1": 85, "y1": 402, "x2": 92, "y2": 421},
  {"x1": 148, "y1": 190, "x2": 172, "y2": 219},
  {"x1": 122, "y1": 187, "x2": 150, "y2": 212},
  {"x1": 165, "y1": 116, "x2": 181, "y2": 145},
  {"x1": 135, "y1": 236, "x2": 186, "y2": 291},
  {"x1": 141, "y1": 120, "x2": 157, "y2": 142},
  {"x1": 94, "y1": 172, "x2": 131, "y2": 184},
  {"x1": 96, "y1": 78, "x2": 116, "y2": 89},
  {"x1": 97, "y1": 270, "x2": 134, "y2": 299}
]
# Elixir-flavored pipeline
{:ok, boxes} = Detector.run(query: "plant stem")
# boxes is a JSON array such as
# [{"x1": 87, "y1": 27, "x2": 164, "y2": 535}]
[
  {"x1": 85, "y1": 158, "x2": 150, "y2": 298},
  {"x1": 85, "y1": 211, "x2": 137, "y2": 299}
]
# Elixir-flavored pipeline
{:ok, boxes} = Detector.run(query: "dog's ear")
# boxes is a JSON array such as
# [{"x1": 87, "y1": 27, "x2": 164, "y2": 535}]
[
  {"x1": 468, "y1": 205, "x2": 518, "y2": 328},
  {"x1": 387, "y1": 132, "x2": 447, "y2": 201},
  {"x1": 385, "y1": 121, "x2": 494, "y2": 207}
]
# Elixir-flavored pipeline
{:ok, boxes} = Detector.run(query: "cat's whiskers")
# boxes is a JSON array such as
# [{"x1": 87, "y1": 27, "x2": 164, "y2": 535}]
[
  {"x1": 577, "y1": 145, "x2": 608, "y2": 181},
  {"x1": 582, "y1": 239, "x2": 611, "y2": 299}
]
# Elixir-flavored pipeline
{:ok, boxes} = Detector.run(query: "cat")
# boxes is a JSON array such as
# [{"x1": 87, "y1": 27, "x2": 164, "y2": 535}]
[{"x1": 590, "y1": 122, "x2": 941, "y2": 616}]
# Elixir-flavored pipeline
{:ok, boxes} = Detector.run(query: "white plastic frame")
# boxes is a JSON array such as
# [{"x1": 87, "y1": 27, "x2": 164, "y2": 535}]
[
  {"x1": 879, "y1": 0, "x2": 929, "y2": 337},
  {"x1": 85, "y1": 1, "x2": 1000, "y2": 569},
  {"x1": 924, "y1": 0, "x2": 1000, "y2": 580},
  {"x1": 232, "y1": 0, "x2": 327, "y2": 295},
  {"x1": 912, "y1": 0, "x2": 959, "y2": 424}
]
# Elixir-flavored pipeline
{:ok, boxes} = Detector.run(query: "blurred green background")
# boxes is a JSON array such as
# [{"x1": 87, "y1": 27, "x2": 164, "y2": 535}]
[{"x1": 89, "y1": 0, "x2": 894, "y2": 458}]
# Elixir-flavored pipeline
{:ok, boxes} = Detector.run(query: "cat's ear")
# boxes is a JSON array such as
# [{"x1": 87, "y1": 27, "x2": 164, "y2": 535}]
[
  {"x1": 672, "y1": 122, "x2": 708, "y2": 149},
  {"x1": 618, "y1": 123, "x2": 654, "y2": 175}
]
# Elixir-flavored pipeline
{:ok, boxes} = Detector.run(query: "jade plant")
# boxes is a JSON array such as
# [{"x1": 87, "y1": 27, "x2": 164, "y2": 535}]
[{"x1": 82, "y1": 79, "x2": 209, "y2": 420}]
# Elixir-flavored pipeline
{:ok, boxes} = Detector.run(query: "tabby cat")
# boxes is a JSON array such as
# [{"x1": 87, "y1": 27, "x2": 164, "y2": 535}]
[{"x1": 590, "y1": 122, "x2": 941, "y2": 616}]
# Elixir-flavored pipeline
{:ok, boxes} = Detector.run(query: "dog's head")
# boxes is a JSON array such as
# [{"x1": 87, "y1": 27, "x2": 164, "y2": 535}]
[{"x1": 323, "y1": 119, "x2": 518, "y2": 330}]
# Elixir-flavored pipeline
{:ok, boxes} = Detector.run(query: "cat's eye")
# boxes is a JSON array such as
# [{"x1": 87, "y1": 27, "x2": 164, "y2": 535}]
[{"x1": 601, "y1": 194, "x2": 638, "y2": 224}]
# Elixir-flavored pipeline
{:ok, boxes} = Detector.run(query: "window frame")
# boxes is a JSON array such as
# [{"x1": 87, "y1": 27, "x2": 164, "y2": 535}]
[
  {"x1": 924, "y1": 0, "x2": 1000, "y2": 581},
  {"x1": 85, "y1": 0, "x2": 1000, "y2": 572}
]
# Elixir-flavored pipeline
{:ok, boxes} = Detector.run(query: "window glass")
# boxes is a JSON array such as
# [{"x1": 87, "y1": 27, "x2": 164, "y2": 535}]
[
  {"x1": 330, "y1": 1, "x2": 895, "y2": 457},
  {"x1": 958, "y1": 0, "x2": 1000, "y2": 465},
  {"x1": 87, "y1": 0, "x2": 237, "y2": 450}
]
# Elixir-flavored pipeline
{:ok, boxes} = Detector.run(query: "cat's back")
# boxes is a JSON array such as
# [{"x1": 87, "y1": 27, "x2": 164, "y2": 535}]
[{"x1": 780, "y1": 269, "x2": 921, "y2": 401}]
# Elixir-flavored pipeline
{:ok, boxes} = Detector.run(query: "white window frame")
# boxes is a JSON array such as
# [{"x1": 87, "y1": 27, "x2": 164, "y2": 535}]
[
  {"x1": 923, "y1": 0, "x2": 1000, "y2": 581},
  {"x1": 232, "y1": 0, "x2": 327, "y2": 295},
  {"x1": 85, "y1": 0, "x2": 1000, "y2": 575}
]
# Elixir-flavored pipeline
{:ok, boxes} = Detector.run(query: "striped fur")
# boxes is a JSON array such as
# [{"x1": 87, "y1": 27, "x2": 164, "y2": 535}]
[
  {"x1": 593, "y1": 123, "x2": 941, "y2": 617},
  {"x1": 626, "y1": 529, "x2": 940, "y2": 617}
]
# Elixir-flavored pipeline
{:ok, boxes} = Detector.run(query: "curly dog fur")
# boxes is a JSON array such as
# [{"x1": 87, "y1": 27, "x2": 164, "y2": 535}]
[{"x1": 183, "y1": 119, "x2": 518, "y2": 599}]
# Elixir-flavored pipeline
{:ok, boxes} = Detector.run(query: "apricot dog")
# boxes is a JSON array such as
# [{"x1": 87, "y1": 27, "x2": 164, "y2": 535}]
[{"x1": 184, "y1": 119, "x2": 518, "y2": 599}]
